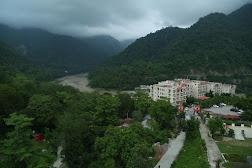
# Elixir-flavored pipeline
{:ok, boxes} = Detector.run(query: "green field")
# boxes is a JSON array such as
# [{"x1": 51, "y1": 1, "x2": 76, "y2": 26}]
[
  {"x1": 171, "y1": 131, "x2": 209, "y2": 168},
  {"x1": 218, "y1": 139, "x2": 252, "y2": 168}
]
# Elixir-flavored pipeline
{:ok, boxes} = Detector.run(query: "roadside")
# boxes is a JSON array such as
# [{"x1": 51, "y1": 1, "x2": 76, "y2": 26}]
[
  {"x1": 199, "y1": 120, "x2": 223, "y2": 168},
  {"x1": 154, "y1": 132, "x2": 186, "y2": 168}
]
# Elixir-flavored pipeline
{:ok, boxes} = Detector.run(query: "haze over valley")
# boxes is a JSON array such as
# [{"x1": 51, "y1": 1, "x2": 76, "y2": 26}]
[{"x1": 0, "y1": 1, "x2": 252, "y2": 168}]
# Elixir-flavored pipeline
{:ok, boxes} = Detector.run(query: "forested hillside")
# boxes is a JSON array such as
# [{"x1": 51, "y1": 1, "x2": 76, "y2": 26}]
[
  {"x1": 0, "y1": 41, "x2": 61, "y2": 81},
  {"x1": 0, "y1": 25, "x2": 124, "y2": 74},
  {"x1": 89, "y1": 4, "x2": 252, "y2": 92}
]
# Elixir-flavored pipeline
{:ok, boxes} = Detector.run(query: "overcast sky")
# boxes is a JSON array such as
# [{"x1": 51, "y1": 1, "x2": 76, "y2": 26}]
[{"x1": 0, "y1": 0, "x2": 251, "y2": 41}]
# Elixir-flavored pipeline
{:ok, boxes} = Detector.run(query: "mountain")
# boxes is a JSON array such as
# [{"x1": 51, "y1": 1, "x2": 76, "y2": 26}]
[
  {"x1": 0, "y1": 41, "x2": 62, "y2": 81},
  {"x1": 121, "y1": 39, "x2": 136, "y2": 49},
  {"x1": 88, "y1": 4, "x2": 252, "y2": 91},
  {"x1": 0, "y1": 25, "x2": 123, "y2": 74}
]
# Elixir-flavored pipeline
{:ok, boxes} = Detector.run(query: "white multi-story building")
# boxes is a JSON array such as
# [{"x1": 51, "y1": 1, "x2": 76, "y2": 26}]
[{"x1": 149, "y1": 79, "x2": 236, "y2": 106}]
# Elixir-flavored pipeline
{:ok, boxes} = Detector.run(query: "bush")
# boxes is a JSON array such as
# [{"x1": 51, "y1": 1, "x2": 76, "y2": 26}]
[{"x1": 228, "y1": 129, "x2": 234, "y2": 137}]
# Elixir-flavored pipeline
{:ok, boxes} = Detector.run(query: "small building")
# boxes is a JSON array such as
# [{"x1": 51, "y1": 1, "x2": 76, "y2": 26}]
[
  {"x1": 177, "y1": 105, "x2": 184, "y2": 112},
  {"x1": 118, "y1": 118, "x2": 132, "y2": 130},
  {"x1": 194, "y1": 105, "x2": 200, "y2": 113}
]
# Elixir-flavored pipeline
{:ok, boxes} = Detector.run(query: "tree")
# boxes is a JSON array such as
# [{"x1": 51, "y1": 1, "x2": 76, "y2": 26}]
[
  {"x1": 132, "y1": 110, "x2": 143, "y2": 122},
  {"x1": 208, "y1": 118, "x2": 224, "y2": 136},
  {"x1": 57, "y1": 111, "x2": 95, "y2": 168},
  {"x1": 25, "y1": 94, "x2": 60, "y2": 131},
  {"x1": 185, "y1": 119, "x2": 200, "y2": 139},
  {"x1": 116, "y1": 93, "x2": 135, "y2": 118},
  {"x1": 0, "y1": 113, "x2": 55, "y2": 168},
  {"x1": 133, "y1": 91, "x2": 153, "y2": 116},
  {"x1": 95, "y1": 93, "x2": 120, "y2": 126},
  {"x1": 149, "y1": 99, "x2": 176, "y2": 129},
  {"x1": 186, "y1": 96, "x2": 197, "y2": 105},
  {"x1": 126, "y1": 143, "x2": 153, "y2": 168},
  {"x1": 206, "y1": 90, "x2": 214, "y2": 98}
]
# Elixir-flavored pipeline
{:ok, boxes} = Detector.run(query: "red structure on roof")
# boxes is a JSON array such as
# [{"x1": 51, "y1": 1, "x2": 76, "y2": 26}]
[
  {"x1": 194, "y1": 105, "x2": 200, "y2": 112},
  {"x1": 177, "y1": 87, "x2": 184, "y2": 90},
  {"x1": 178, "y1": 81, "x2": 181, "y2": 84},
  {"x1": 231, "y1": 85, "x2": 234, "y2": 88},
  {"x1": 200, "y1": 81, "x2": 207, "y2": 84},
  {"x1": 182, "y1": 83, "x2": 188, "y2": 86},
  {"x1": 197, "y1": 96, "x2": 211, "y2": 100},
  {"x1": 178, "y1": 105, "x2": 184, "y2": 112},
  {"x1": 223, "y1": 115, "x2": 240, "y2": 120},
  {"x1": 215, "y1": 83, "x2": 220, "y2": 86}
]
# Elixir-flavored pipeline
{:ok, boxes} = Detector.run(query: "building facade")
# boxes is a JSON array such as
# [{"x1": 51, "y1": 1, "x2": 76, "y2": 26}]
[{"x1": 149, "y1": 79, "x2": 236, "y2": 106}]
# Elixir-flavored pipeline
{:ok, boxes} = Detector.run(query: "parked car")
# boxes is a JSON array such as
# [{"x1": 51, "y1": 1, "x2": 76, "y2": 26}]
[
  {"x1": 213, "y1": 105, "x2": 219, "y2": 108},
  {"x1": 238, "y1": 111, "x2": 244, "y2": 115},
  {"x1": 220, "y1": 103, "x2": 226, "y2": 106},
  {"x1": 185, "y1": 107, "x2": 189, "y2": 111},
  {"x1": 230, "y1": 107, "x2": 239, "y2": 112}
]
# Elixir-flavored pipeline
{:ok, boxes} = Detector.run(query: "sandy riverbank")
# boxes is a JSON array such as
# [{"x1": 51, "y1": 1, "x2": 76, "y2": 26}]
[{"x1": 56, "y1": 73, "x2": 134, "y2": 95}]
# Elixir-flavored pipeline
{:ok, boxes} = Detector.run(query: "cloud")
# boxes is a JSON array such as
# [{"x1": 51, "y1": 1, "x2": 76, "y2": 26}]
[{"x1": 0, "y1": 0, "x2": 251, "y2": 40}]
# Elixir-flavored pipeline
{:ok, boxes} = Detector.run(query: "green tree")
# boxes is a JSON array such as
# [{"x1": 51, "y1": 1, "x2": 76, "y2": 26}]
[
  {"x1": 0, "y1": 113, "x2": 55, "y2": 168},
  {"x1": 149, "y1": 99, "x2": 176, "y2": 129},
  {"x1": 57, "y1": 111, "x2": 95, "y2": 168},
  {"x1": 95, "y1": 93, "x2": 120, "y2": 126},
  {"x1": 133, "y1": 91, "x2": 153, "y2": 116},
  {"x1": 126, "y1": 143, "x2": 153, "y2": 168},
  {"x1": 116, "y1": 93, "x2": 135, "y2": 118},
  {"x1": 132, "y1": 110, "x2": 143, "y2": 122},
  {"x1": 25, "y1": 94, "x2": 60, "y2": 131},
  {"x1": 185, "y1": 119, "x2": 200, "y2": 139},
  {"x1": 208, "y1": 118, "x2": 224, "y2": 136}
]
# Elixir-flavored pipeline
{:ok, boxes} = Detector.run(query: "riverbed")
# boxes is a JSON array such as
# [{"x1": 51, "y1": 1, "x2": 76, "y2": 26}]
[{"x1": 56, "y1": 73, "x2": 135, "y2": 95}]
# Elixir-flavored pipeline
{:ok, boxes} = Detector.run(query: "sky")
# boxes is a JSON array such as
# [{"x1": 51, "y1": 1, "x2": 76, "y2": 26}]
[{"x1": 0, "y1": 0, "x2": 251, "y2": 41}]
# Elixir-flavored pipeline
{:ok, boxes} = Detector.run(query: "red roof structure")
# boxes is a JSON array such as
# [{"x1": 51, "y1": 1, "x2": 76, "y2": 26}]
[
  {"x1": 223, "y1": 115, "x2": 240, "y2": 120},
  {"x1": 182, "y1": 83, "x2": 188, "y2": 86},
  {"x1": 200, "y1": 81, "x2": 207, "y2": 84},
  {"x1": 194, "y1": 105, "x2": 200, "y2": 107},
  {"x1": 197, "y1": 96, "x2": 211, "y2": 100},
  {"x1": 177, "y1": 87, "x2": 184, "y2": 90},
  {"x1": 231, "y1": 85, "x2": 234, "y2": 88}
]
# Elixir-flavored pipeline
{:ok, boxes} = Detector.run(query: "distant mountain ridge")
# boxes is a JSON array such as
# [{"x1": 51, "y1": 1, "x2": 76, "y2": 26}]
[
  {"x1": 88, "y1": 4, "x2": 252, "y2": 91},
  {"x1": 0, "y1": 24, "x2": 124, "y2": 74}
]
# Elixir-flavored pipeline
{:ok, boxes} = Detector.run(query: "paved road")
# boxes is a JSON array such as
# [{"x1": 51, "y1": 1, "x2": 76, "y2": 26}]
[
  {"x1": 199, "y1": 121, "x2": 223, "y2": 168},
  {"x1": 154, "y1": 132, "x2": 186, "y2": 168},
  {"x1": 53, "y1": 146, "x2": 63, "y2": 168}
]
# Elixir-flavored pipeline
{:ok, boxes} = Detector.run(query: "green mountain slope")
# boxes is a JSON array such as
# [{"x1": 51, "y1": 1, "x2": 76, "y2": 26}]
[
  {"x1": 0, "y1": 41, "x2": 60, "y2": 81},
  {"x1": 0, "y1": 25, "x2": 123, "y2": 74},
  {"x1": 89, "y1": 4, "x2": 252, "y2": 91}
]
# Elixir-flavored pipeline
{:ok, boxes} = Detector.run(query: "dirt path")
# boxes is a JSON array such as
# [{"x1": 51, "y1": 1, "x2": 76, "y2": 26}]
[
  {"x1": 199, "y1": 121, "x2": 223, "y2": 168},
  {"x1": 154, "y1": 132, "x2": 186, "y2": 168}
]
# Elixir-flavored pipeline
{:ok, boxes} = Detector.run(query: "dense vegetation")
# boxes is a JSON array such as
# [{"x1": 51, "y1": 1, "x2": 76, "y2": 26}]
[
  {"x1": 0, "y1": 41, "x2": 180, "y2": 167},
  {"x1": 0, "y1": 24, "x2": 124, "y2": 75},
  {"x1": 89, "y1": 4, "x2": 252, "y2": 92}
]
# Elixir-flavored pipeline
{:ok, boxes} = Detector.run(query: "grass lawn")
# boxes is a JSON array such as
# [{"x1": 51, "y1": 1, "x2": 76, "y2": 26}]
[
  {"x1": 218, "y1": 139, "x2": 252, "y2": 168},
  {"x1": 171, "y1": 130, "x2": 209, "y2": 168}
]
